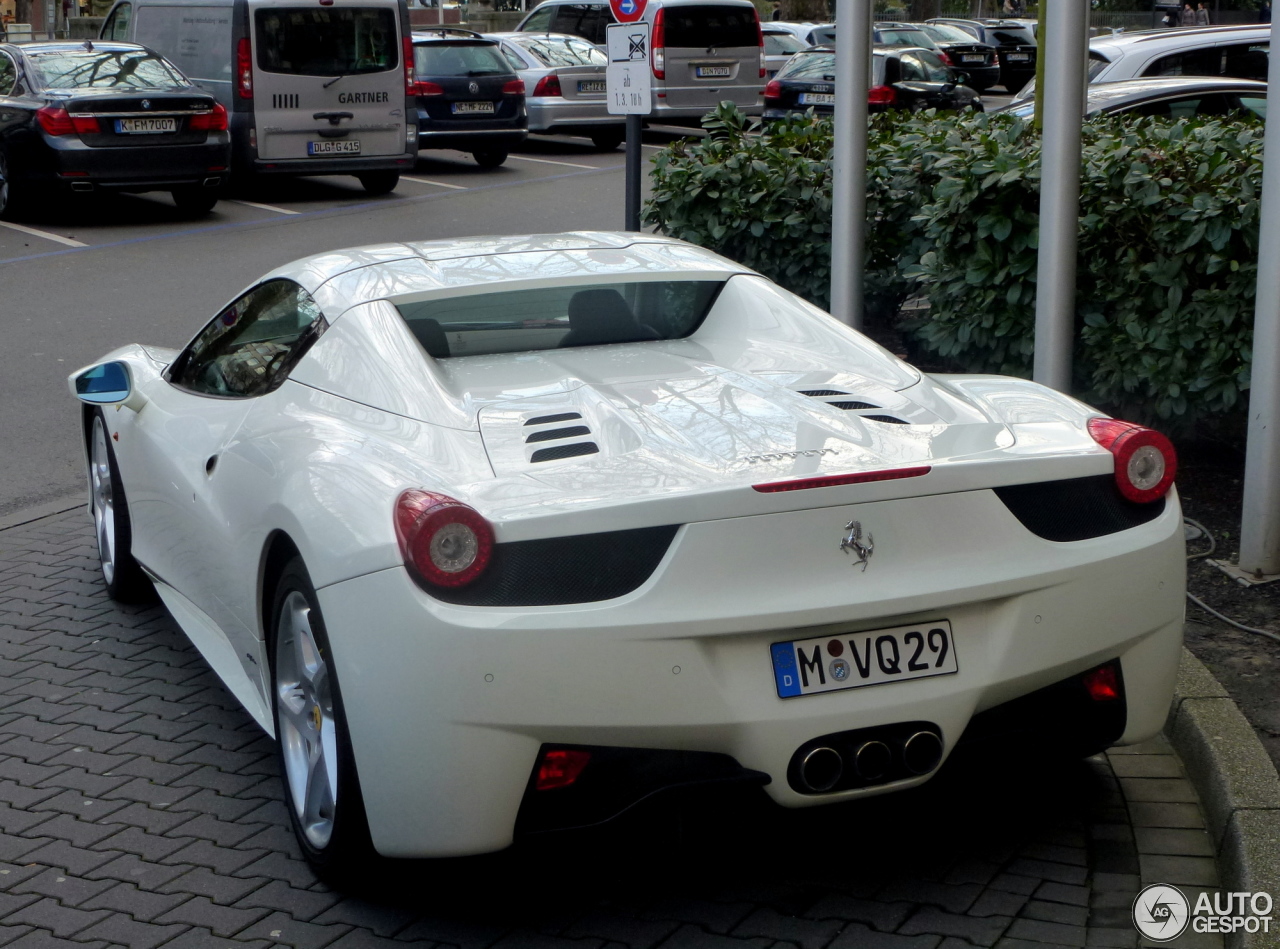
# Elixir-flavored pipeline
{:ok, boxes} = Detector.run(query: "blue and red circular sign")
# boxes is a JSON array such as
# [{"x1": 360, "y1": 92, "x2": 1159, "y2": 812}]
[{"x1": 609, "y1": 0, "x2": 646, "y2": 23}]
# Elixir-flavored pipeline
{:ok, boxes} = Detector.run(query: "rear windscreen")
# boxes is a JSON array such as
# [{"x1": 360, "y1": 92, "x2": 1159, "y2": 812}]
[
  {"x1": 989, "y1": 27, "x2": 1034, "y2": 46},
  {"x1": 776, "y1": 49, "x2": 833, "y2": 80},
  {"x1": 763, "y1": 31, "x2": 805, "y2": 55},
  {"x1": 876, "y1": 29, "x2": 937, "y2": 49},
  {"x1": 516, "y1": 34, "x2": 606, "y2": 67},
  {"x1": 414, "y1": 42, "x2": 510, "y2": 77},
  {"x1": 255, "y1": 7, "x2": 397, "y2": 76},
  {"x1": 26, "y1": 47, "x2": 188, "y2": 89},
  {"x1": 395, "y1": 281, "x2": 723, "y2": 358},
  {"x1": 663, "y1": 5, "x2": 758, "y2": 49}
]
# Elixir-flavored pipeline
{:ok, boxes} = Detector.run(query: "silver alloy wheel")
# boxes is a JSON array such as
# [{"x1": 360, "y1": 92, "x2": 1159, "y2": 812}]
[
  {"x1": 90, "y1": 416, "x2": 116, "y2": 586},
  {"x1": 275, "y1": 591, "x2": 338, "y2": 849}
]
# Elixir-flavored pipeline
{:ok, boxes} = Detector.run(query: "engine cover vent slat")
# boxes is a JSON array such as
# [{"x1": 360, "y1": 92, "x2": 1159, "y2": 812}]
[
  {"x1": 526, "y1": 425, "x2": 592, "y2": 444},
  {"x1": 525, "y1": 412, "x2": 582, "y2": 426},
  {"x1": 797, "y1": 388, "x2": 850, "y2": 397},
  {"x1": 530, "y1": 443, "x2": 600, "y2": 463},
  {"x1": 863, "y1": 415, "x2": 909, "y2": 425},
  {"x1": 828, "y1": 401, "x2": 879, "y2": 411}
]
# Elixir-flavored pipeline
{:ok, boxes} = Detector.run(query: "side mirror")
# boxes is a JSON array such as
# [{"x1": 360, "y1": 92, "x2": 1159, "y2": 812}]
[{"x1": 69, "y1": 361, "x2": 146, "y2": 411}]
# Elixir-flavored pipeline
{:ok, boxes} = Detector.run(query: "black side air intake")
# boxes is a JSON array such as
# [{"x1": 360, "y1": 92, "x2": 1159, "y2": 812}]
[{"x1": 995, "y1": 474, "x2": 1165, "y2": 542}]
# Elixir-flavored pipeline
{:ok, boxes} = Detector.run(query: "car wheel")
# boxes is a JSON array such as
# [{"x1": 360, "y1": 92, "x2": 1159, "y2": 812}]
[
  {"x1": 357, "y1": 171, "x2": 399, "y2": 195},
  {"x1": 88, "y1": 411, "x2": 154, "y2": 602},
  {"x1": 271, "y1": 557, "x2": 376, "y2": 880},
  {"x1": 0, "y1": 148, "x2": 25, "y2": 221},
  {"x1": 589, "y1": 130, "x2": 624, "y2": 151},
  {"x1": 472, "y1": 150, "x2": 508, "y2": 169},
  {"x1": 171, "y1": 187, "x2": 220, "y2": 215}
]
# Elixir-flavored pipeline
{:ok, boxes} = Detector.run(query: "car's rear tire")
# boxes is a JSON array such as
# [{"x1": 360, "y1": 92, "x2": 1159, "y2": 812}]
[
  {"x1": 0, "y1": 148, "x2": 26, "y2": 221},
  {"x1": 358, "y1": 171, "x2": 400, "y2": 195},
  {"x1": 88, "y1": 411, "x2": 154, "y2": 603},
  {"x1": 171, "y1": 187, "x2": 220, "y2": 215},
  {"x1": 589, "y1": 130, "x2": 624, "y2": 151},
  {"x1": 472, "y1": 150, "x2": 508, "y2": 169},
  {"x1": 270, "y1": 557, "x2": 377, "y2": 882}
]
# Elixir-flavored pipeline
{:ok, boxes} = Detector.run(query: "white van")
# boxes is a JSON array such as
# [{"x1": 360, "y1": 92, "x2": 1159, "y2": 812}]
[
  {"x1": 516, "y1": 0, "x2": 764, "y2": 120},
  {"x1": 100, "y1": 0, "x2": 418, "y2": 192}
]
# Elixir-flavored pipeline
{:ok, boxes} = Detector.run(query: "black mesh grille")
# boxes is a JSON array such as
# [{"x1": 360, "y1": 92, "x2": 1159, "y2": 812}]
[
  {"x1": 829, "y1": 401, "x2": 879, "y2": 411},
  {"x1": 424, "y1": 525, "x2": 680, "y2": 606},
  {"x1": 798, "y1": 389, "x2": 850, "y2": 397},
  {"x1": 994, "y1": 474, "x2": 1166, "y2": 542},
  {"x1": 525, "y1": 412, "x2": 581, "y2": 426},
  {"x1": 863, "y1": 415, "x2": 908, "y2": 424},
  {"x1": 526, "y1": 425, "x2": 591, "y2": 444},
  {"x1": 530, "y1": 443, "x2": 599, "y2": 463}
]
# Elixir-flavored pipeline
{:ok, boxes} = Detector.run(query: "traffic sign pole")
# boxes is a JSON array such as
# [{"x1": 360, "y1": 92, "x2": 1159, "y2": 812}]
[
  {"x1": 625, "y1": 114, "x2": 642, "y2": 231},
  {"x1": 605, "y1": 19, "x2": 652, "y2": 231}
]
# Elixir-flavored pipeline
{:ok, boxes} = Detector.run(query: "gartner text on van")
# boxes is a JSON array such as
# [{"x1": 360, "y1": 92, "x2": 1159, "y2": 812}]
[{"x1": 337, "y1": 92, "x2": 391, "y2": 104}]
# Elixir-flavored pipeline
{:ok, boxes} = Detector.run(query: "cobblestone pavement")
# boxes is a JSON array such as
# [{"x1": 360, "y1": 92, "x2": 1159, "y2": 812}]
[{"x1": 0, "y1": 509, "x2": 1226, "y2": 949}]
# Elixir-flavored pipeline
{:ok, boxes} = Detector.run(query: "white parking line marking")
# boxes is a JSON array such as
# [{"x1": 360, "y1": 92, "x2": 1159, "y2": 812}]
[
  {"x1": 0, "y1": 221, "x2": 87, "y2": 247},
  {"x1": 228, "y1": 198, "x2": 300, "y2": 215},
  {"x1": 401, "y1": 176, "x2": 468, "y2": 190},
  {"x1": 506, "y1": 155, "x2": 602, "y2": 170}
]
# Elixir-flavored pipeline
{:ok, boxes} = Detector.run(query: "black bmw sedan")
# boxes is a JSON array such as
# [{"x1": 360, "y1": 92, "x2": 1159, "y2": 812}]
[
  {"x1": 763, "y1": 46, "x2": 982, "y2": 120},
  {"x1": 0, "y1": 41, "x2": 230, "y2": 219},
  {"x1": 411, "y1": 29, "x2": 528, "y2": 169}
]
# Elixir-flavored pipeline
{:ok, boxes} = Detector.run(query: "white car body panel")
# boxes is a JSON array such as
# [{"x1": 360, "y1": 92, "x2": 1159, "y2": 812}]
[{"x1": 71, "y1": 232, "x2": 1186, "y2": 857}]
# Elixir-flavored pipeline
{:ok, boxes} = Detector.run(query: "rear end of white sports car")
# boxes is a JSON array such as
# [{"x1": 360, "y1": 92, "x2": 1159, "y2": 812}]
[{"x1": 281, "y1": 237, "x2": 1185, "y2": 859}]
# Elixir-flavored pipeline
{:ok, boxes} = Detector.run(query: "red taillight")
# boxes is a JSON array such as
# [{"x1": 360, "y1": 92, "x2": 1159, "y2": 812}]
[
  {"x1": 868, "y1": 84, "x2": 896, "y2": 105},
  {"x1": 992, "y1": 52, "x2": 1000, "y2": 66},
  {"x1": 237, "y1": 36, "x2": 253, "y2": 99},
  {"x1": 937, "y1": 50, "x2": 953, "y2": 66},
  {"x1": 763, "y1": 79, "x2": 781, "y2": 101},
  {"x1": 755, "y1": 7, "x2": 765, "y2": 77},
  {"x1": 37, "y1": 106, "x2": 74, "y2": 135},
  {"x1": 1082, "y1": 663, "x2": 1121, "y2": 702},
  {"x1": 190, "y1": 102, "x2": 228, "y2": 132},
  {"x1": 753, "y1": 466, "x2": 930, "y2": 493},
  {"x1": 651, "y1": 7, "x2": 665, "y2": 79},
  {"x1": 395, "y1": 489, "x2": 494, "y2": 588},
  {"x1": 532, "y1": 73, "x2": 562, "y2": 97},
  {"x1": 404, "y1": 36, "x2": 416, "y2": 95},
  {"x1": 535, "y1": 749, "x2": 591, "y2": 790},
  {"x1": 409, "y1": 80, "x2": 444, "y2": 96},
  {"x1": 1087, "y1": 417, "x2": 1177, "y2": 504},
  {"x1": 502, "y1": 78, "x2": 526, "y2": 95}
]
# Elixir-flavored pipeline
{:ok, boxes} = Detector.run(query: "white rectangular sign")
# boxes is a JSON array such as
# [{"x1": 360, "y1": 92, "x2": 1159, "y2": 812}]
[{"x1": 605, "y1": 22, "x2": 652, "y2": 115}]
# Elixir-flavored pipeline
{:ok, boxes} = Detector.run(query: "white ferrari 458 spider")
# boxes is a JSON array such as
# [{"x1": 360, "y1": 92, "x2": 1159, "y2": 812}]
[{"x1": 69, "y1": 232, "x2": 1185, "y2": 873}]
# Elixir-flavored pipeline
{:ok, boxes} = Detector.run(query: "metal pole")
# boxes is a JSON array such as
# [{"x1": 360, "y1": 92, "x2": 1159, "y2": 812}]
[
  {"x1": 624, "y1": 112, "x2": 642, "y2": 231},
  {"x1": 1031, "y1": 0, "x2": 1088, "y2": 393},
  {"x1": 829, "y1": 0, "x2": 870, "y2": 329},
  {"x1": 1237, "y1": 16, "x2": 1280, "y2": 575}
]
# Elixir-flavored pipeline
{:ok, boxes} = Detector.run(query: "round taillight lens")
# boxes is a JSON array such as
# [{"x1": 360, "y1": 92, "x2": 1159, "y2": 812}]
[
  {"x1": 1087, "y1": 417, "x2": 1177, "y2": 504},
  {"x1": 763, "y1": 79, "x2": 782, "y2": 100},
  {"x1": 395, "y1": 489, "x2": 494, "y2": 588}
]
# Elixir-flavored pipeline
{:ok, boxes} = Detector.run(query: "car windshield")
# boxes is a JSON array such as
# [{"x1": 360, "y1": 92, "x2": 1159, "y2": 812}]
[
  {"x1": 877, "y1": 28, "x2": 938, "y2": 49},
  {"x1": 764, "y1": 31, "x2": 806, "y2": 54},
  {"x1": 255, "y1": 7, "x2": 397, "y2": 76},
  {"x1": 395, "y1": 280, "x2": 724, "y2": 358},
  {"x1": 918, "y1": 23, "x2": 979, "y2": 43},
  {"x1": 415, "y1": 42, "x2": 510, "y2": 76},
  {"x1": 663, "y1": 5, "x2": 758, "y2": 49},
  {"x1": 777, "y1": 49, "x2": 833, "y2": 80},
  {"x1": 25, "y1": 46, "x2": 187, "y2": 89},
  {"x1": 513, "y1": 34, "x2": 606, "y2": 66}
]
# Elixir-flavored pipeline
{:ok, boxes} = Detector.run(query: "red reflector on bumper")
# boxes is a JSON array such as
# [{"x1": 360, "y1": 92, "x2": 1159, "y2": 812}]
[
  {"x1": 753, "y1": 466, "x2": 931, "y2": 493},
  {"x1": 1083, "y1": 664, "x2": 1120, "y2": 702},
  {"x1": 535, "y1": 749, "x2": 591, "y2": 790}
]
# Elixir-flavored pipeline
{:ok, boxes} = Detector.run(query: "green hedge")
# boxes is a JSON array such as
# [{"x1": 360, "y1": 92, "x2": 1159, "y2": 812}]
[{"x1": 644, "y1": 104, "x2": 1265, "y2": 426}]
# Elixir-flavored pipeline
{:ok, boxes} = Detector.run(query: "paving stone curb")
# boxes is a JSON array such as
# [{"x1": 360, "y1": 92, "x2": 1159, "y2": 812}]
[{"x1": 1166, "y1": 648, "x2": 1280, "y2": 949}]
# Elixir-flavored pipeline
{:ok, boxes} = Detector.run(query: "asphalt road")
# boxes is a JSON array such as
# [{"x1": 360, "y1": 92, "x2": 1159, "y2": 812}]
[{"x1": 0, "y1": 133, "x2": 653, "y2": 518}]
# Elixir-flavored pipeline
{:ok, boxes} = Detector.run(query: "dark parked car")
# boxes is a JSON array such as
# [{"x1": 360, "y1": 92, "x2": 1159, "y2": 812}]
[
  {"x1": 0, "y1": 40, "x2": 230, "y2": 219},
  {"x1": 927, "y1": 17, "x2": 1036, "y2": 91},
  {"x1": 411, "y1": 29, "x2": 528, "y2": 169},
  {"x1": 911, "y1": 21, "x2": 1001, "y2": 91},
  {"x1": 763, "y1": 45, "x2": 981, "y2": 120}
]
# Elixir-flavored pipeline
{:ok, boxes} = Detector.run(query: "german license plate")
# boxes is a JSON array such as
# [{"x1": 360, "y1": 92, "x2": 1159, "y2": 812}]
[
  {"x1": 307, "y1": 140, "x2": 361, "y2": 155},
  {"x1": 770, "y1": 620, "x2": 957, "y2": 698},
  {"x1": 696, "y1": 65, "x2": 732, "y2": 78},
  {"x1": 961, "y1": 54, "x2": 984, "y2": 63},
  {"x1": 115, "y1": 117, "x2": 176, "y2": 134},
  {"x1": 1008, "y1": 52, "x2": 1030, "y2": 61},
  {"x1": 578, "y1": 79, "x2": 607, "y2": 93},
  {"x1": 452, "y1": 101, "x2": 495, "y2": 113},
  {"x1": 799, "y1": 92, "x2": 835, "y2": 105}
]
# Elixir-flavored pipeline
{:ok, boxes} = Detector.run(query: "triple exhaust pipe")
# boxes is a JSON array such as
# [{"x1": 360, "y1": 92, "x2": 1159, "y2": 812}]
[{"x1": 789, "y1": 722, "x2": 945, "y2": 794}]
